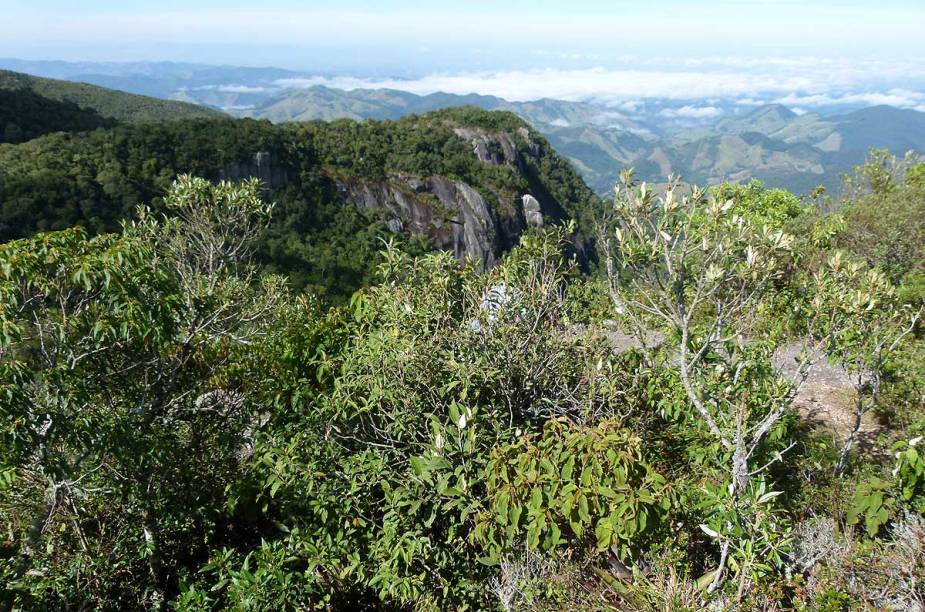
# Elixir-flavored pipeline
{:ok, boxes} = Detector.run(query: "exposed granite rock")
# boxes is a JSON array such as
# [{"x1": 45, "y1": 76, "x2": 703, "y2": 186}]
[
  {"x1": 473, "y1": 140, "x2": 497, "y2": 165},
  {"x1": 772, "y1": 341, "x2": 880, "y2": 449},
  {"x1": 331, "y1": 126, "x2": 574, "y2": 269},
  {"x1": 522, "y1": 194, "x2": 543, "y2": 227},
  {"x1": 453, "y1": 128, "x2": 519, "y2": 166},
  {"x1": 218, "y1": 150, "x2": 287, "y2": 190},
  {"x1": 336, "y1": 174, "x2": 507, "y2": 269},
  {"x1": 453, "y1": 126, "x2": 572, "y2": 230}
]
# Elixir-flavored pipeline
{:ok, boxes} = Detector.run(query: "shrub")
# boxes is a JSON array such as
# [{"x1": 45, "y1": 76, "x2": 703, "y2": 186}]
[{"x1": 477, "y1": 418, "x2": 669, "y2": 561}]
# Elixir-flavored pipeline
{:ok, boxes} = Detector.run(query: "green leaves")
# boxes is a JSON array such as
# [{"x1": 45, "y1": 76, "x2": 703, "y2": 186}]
[
  {"x1": 894, "y1": 440, "x2": 925, "y2": 502},
  {"x1": 478, "y1": 418, "x2": 668, "y2": 560},
  {"x1": 0, "y1": 177, "x2": 289, "y2": 609},
  {"x1": 848, "y1": 478, "x2": 895, "y2": 537},
  {"x1": 595, "y1": 518, "x2": 614, "y2": 550},
  {"x1": 0, "y1": 466, "x2": 15, "y2": 490}
]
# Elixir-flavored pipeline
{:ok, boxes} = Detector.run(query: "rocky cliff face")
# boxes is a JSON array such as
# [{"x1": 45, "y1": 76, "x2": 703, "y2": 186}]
[
  {"x1": 213, "y1": 118, "x2": 591, "y2": 270},
  {"x1": 219, "y1": 150, "x2": 288, "y2": 190},
  {"x1": 336, "y1": 174, "x2": 501, "y2": 267},
  {"x1": 333, "y1": 126, "x2": 564, "y2": 269}
]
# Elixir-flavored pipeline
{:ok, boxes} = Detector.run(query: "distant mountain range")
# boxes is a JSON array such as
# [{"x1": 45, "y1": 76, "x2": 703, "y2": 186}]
[
  {"x1": 2, "y1": 58, "x2": 924, "y2": 196},
  {"x1": 236, "y1": 87, "x2": 925, "y2": 196}
]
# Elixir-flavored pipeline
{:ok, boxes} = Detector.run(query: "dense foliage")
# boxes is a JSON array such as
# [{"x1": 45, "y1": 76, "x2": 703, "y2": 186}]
[
  {"x1": 0, "y1": 88, "x2": 117, "y2": 144},
  {"x1": 1, "y1": 115, "x2": 924, "y2": 610},
  {"x1": 837, "y1": 150, "x2": 925, "y2": 302},
  {"x1": 0, "y1": 108, "x2": 600, "y2": 301},
  {"x1": 0, "y1": 69, "x2": 222, "y2": 139}
]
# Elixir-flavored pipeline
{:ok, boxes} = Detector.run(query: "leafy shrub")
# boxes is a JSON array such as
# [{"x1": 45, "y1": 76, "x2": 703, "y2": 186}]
[
  {"x1": 0, "y1": 178, "x2": 285, "y2": 608},
  {"x1": 892, "y1": 438, "x2": 925, "y2": 507},
  {"x1": 847, "y1": 478, "x2": 896, "y2": 537},
  {"x1": 477, "y1": 418, "x2": 669, "y2": 561},
  {"x1": 710, "y1": 179, "x2": 808, "y2": 230}
]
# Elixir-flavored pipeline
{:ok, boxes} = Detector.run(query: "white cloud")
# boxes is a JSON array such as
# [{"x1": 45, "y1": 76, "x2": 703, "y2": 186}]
[
  {"x1": 216, "y1": 84, "x2": 268, "y2": 93},
  {"x1": 626, "y1": 127, "x2": 656, "y2": 138},
  {"x1": 659, "y1": 105, "x2": 722, "y2": 119},
  {"x1": 275, "y1": 68, "x2": 813, "y2": 103},
  {"x1": 773, "y1": 88, "x2": 925, "y2": 110},
  {"x1": 548, "y1": 118, "x2": 570, "y2": 127},
  {"x1": 271, "y1": 57, "x2": 925, "y2": 107},
  {"x1": 617, "y1": 100, "x2": 641, "y2": 112}
]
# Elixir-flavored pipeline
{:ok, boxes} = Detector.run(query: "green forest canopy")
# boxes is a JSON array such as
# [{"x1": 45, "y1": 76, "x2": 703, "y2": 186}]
[
  {"x1": 0, "y1": 69, "x2": 223, "y2": 144},
  {"x1": 1, "y1": 153, "x2": 924, "y2": 609},
  {"x1": 0, "y1": 107, "x2": 600, "y2": 300},
  {"x1": 1, "y1": 71, "x2": 924, "y2": 606}
]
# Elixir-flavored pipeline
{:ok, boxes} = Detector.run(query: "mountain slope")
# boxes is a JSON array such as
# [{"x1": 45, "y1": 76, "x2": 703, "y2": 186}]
[
  {"x1": 241, "y1": 86, "x2": 501, "y2": 122},
  {"x1": 240, "y1": 85, "x2": 648, "y2": 132},
  {"x1": 832, "y1": 106, "x2": 925, "y2": 156},
  {"x1": 0, "y1": 87, "x2": 118, "y2": 143},
  {"x1": 633, "y1": 105, "x2": 925, "y2": 194},
  {"x1": 0, "y1": 106, "x2": 600, "y2": 299},
  {"x1": 0, "y1": 58, "x2": 303, "y2": 108},
  {"x1": 241, "y1": 85, "x2": 655, "y2": 194},
  {"x1": 0, "y1": 69, "x2": 224, "y2": 143},
  {"x1": 240, "y1": 86, "x2": 925, "y2": 196},
  {"x1": 709, "y1": 104, "x2": 799, "y2": 137}
]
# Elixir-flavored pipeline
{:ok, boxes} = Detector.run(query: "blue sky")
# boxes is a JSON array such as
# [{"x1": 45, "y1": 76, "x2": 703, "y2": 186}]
[
  {"x1": 3, "y1": 0, "x2": 923, "y2": 68},
  {"x1": 2, "y1": 1, "x2": 924, "y2": 108}
]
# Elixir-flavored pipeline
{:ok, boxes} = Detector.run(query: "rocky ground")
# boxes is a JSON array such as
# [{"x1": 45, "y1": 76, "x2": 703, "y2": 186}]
[
  {"x1": 595, "y1": 323, "x2": 881, "y2": 449},
  {"x1": 772, "y1": 342, "x2": 881, "y2": 450}
]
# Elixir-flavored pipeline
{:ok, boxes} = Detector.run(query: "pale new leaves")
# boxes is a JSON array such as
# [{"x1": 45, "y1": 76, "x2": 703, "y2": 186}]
[{"x1": 601, "y1": 172, "x2": 802, "y2": 592}]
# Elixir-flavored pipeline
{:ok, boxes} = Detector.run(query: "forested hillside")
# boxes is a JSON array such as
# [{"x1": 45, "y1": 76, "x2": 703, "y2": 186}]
[
  {"x1": 0, "y1": 106, "x2": 600, "y2": 299},
  {"x1": 7, "y1": 66, "x2": 924, "y2": 199},
  {"x1": 0, "y1": 87, "x2": 118, "y2": 143},
  {"x1": 0, "y1": 69, "x2": 223, "y2": 143},
  {"x1": 241, "y1": 85, "x2": 925, "y2": 197},
  {"x1": 1, "y1": 70, "x2": 924, "y2": 611}
]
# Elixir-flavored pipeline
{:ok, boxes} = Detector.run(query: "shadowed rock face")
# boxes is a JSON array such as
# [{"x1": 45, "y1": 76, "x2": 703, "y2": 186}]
[
  {"x1": 333, "y1": 127, "x2": 569, "y2": 269},
  {"x1": 219, "y1": 150, "x2": 288, "y2": 190},
  {"x1": 337, "y1": 174, "x2": 504, "y2": 268}
]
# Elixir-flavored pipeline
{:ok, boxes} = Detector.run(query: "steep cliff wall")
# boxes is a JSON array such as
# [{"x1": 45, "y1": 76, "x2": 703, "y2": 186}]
[
  {"x1": 324, "y1": 121, "x2": 588, "y2": 269},
  {"x1": 331, "y1": 125, "x2": 558, "y2": 268},
  {"x1": 219, "y1": 150, "x2": 289, "y2": 190}
]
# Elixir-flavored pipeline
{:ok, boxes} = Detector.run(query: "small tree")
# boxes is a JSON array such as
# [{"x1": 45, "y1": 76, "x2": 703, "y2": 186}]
[
  {"x1": 600, "y1": 172, "x2": 814, "y2": 593},
  {"x1": 214, "y1": 228, "x2": 629, "y2": 608},
  {"x1": 810, "y1": 251, "x2": 922, "y2": 476},
  {"x1": 840, "y1": 149, "x2": 921, "y2": 202},
  {"x1": 0, "y1": 176, "x2": 284, "y2": 606}
]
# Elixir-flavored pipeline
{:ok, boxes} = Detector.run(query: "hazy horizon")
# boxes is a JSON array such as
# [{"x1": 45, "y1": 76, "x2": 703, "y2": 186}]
[{"x1": 3, "y1": 1, "x2": 925, "y2": 113}]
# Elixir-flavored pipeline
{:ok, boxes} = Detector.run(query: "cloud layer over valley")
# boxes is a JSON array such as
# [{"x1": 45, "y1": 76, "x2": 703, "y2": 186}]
[{"x1": 273, "y1": 57, "x2": 925, "y2": 112}]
